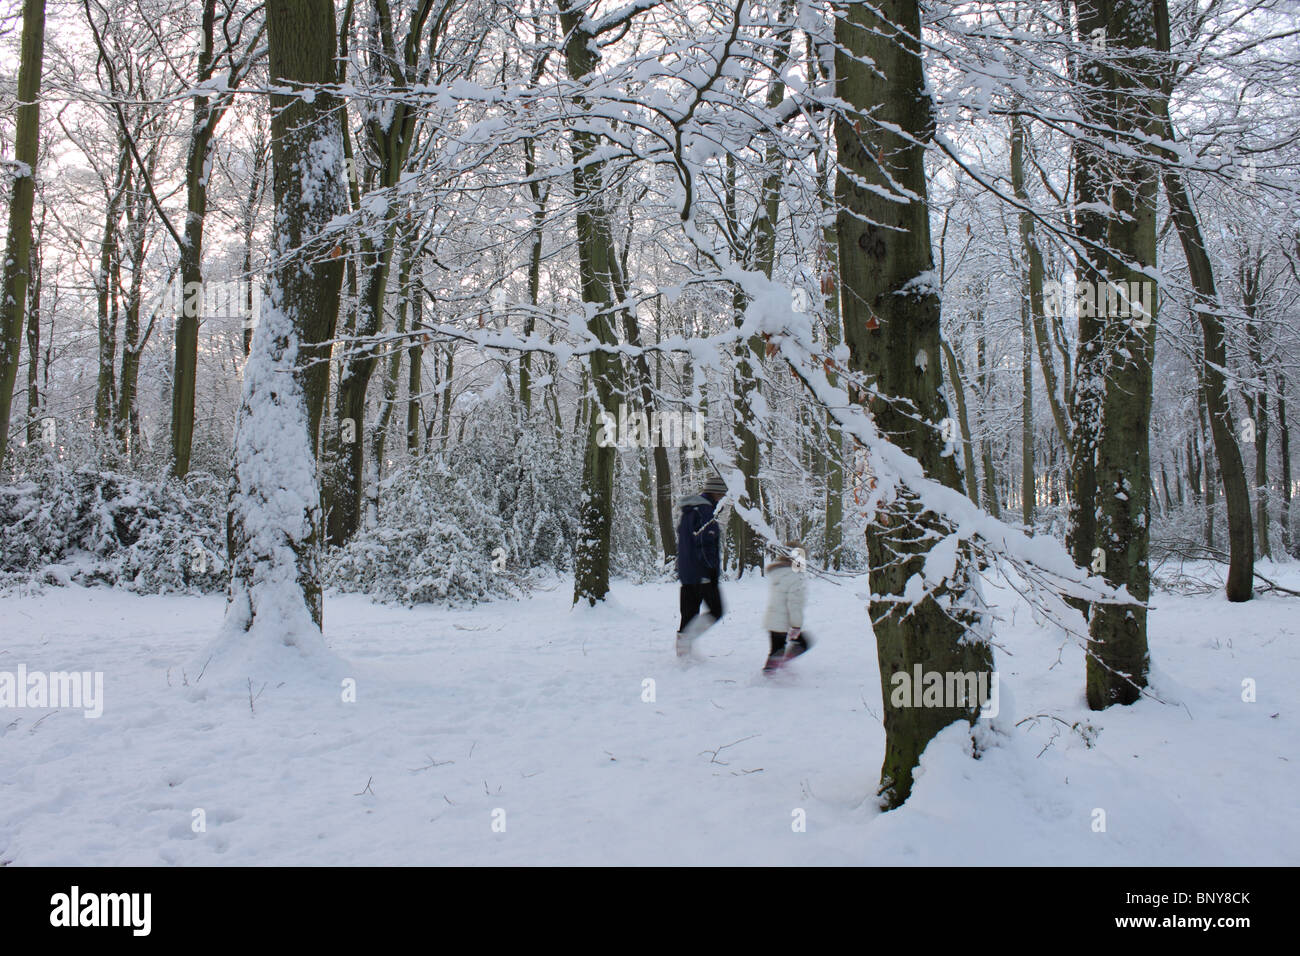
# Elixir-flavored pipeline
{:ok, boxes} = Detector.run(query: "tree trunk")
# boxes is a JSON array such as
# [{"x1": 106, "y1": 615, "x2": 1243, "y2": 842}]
[
  {"x1": 441, "y1": 345, "x2": 454, "y2": 448},
  {"x1": 560, "y1": 0, "x2": 624, "y2": 605},
  {"x1": 835, "y1": 0, "x2": 993, "y2": 809},
  {"x1": 25, "y1": 226, "x2": 42, "y2": 446},
  {"x1": 1021, "y1": 294, "x2": 1035, "y2": 524},
  {"x1": 407, "y1": 298, "x2": 423, "y2": 456},
  {"x1": 369, "y1": 231, "x2": 413, "y2": 524},
  {"x1": 116, "y1": 154, "x2": 154, "y2": 459},
  {"x1": 94, "y1": 149, "x2": 128, "y2": 437},
  {"x1": 521, "y1": 136, "x2": 546, "y2": 415},
  {"x1": 1066, "y1": 0, "x2": 1109, "y2": 585},
  {"x1": 1011, "y1": 113, "x2": 1041, "y2": 524},
  {"x1": 728, "y1": 9, "x2": 794, "y2": 575},
  {"x1": 1154, "y1": 0, "x2": 1251, "y2": 597},
  {"x1": 1084, "y1": 0, "x2": 1159, "y2": 710},
  {"x1": 1011, "y1": 115, "x2": 1072, "y2": 459},
  {"x1": 976, "y1": 311, "x2": 1002, "y2": 517},
  {"x1": 220, "y1": 0, "x2": 347, "y2": 659},
  {"x1": 169, "y1": 0, "x2": 221, "y2": 477},
  {"x1": 1279, "y1": 371, "x2": 1292, "y2": 554},
  {"x1": 240, "y1": 135, "x2": 268, "y2": 355},
  {"x1": 941, "y1": 338, "x2": 981, "y2": 504},
  {"x1": 0, "y1": 0, "x2": 44, "y2": 468},
  {"x1": 608, "y1": 239, "x2": 676, "y2": 563},
  {"x1": 1200, "y1": 379, "x2": 1216, "y2": 550},
  {"x1": 821, "y1": 236, "x2": 846, "y2": 569},
  {"x1": 1242, "y1": 269, "x2": 1270, "y2": 559}
]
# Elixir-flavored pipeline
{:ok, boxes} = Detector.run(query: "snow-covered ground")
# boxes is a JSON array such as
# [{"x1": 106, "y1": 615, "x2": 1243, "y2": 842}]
[{"x1": 1, "y1": 564, "x2": 1296, "y2": 865}]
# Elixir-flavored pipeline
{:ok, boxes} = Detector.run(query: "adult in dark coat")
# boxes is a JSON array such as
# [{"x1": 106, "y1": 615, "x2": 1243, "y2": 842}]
[{"x1": 676, "y1": 474, "x2": 726, "y2": 655}]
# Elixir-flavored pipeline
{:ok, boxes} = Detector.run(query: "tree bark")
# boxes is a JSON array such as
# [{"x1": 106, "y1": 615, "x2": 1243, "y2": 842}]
[
  {"x1": 1067, "y1": 0, "x2": 1109, "y2": 585},
  {"x1": 0, "y1": 0, "x2": 44, "y2": 468},
  {"x1": 170, "y1": 0, "x2": 221, "y2": 477},
  {"x1": 560, "y1": 0, "x2": 625, "y2": 605},
  {"x1": 1083, "y1": 0, "x2": 1159, "y2": 710},
  {"x1": 835, "y1": 0, "x2": 994, "y2": 808},
  {"x1": 24, "y1": 235, "x2": 41, "y2": 446},
  {"x1": 976, "y1": 311, "x2": 1002, "y2": 517},
  {"x1": 1279, "y1": 371, "x2": 1292, "y2": 554},
  {"x1": 941, "y1": 338, "x2": 981, "y2": 504},
  {"x1": 1241, "y1": 264, "x2": 1270, "y2": 559},
  {"x1": 222, "y1": 0, "x2": 347, "y2": 651}
]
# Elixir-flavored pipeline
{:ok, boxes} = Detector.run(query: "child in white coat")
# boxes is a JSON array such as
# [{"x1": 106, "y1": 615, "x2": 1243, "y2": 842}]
[{"x1": 762, "y1": 541, "x2": 814, "y2": 673}]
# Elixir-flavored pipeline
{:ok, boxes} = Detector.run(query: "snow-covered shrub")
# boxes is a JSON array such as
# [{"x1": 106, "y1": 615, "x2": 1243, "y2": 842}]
[
  {"x1": 0, "y1": 463, "x2": 226, "y2": 593},
  {"x1": 326, "y1": 455, "x2": 506, "y2": 604},
  {"x1": 325, "y1": 415, "x2": 582, "y2": 604},
  {"x1": 610, "y1": 449, "x2": 670, "y2": 582},
  {"x1": 453, "y1": 422, "x2": 579, "y2": 574}
]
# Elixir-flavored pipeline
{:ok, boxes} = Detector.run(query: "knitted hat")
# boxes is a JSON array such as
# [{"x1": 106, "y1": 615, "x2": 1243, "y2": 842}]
[{"x1": 703, "y1": 474, "x2": 727, "y2": 496}]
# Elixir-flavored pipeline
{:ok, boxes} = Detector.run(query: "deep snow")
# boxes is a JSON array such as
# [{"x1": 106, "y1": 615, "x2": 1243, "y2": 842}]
[{"x1": 1, "y1": 565, "x2": 1296, "y2": 865}]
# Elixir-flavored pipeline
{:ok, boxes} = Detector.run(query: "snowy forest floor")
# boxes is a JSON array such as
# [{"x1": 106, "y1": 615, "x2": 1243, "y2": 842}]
[{"x1": 1, "y1": 563, "x2": 1297, "y2": 866}]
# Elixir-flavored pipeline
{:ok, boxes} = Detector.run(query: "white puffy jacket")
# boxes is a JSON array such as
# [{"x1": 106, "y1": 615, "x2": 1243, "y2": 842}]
[{"x1": 762, "y1": 564, "x2": 806, "y2": 632}]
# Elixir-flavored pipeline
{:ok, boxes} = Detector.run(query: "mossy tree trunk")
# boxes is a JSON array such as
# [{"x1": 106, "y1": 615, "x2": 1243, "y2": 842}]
[{"x1": 1083, "y1": 0, "x2": 1160, "y2": 709}]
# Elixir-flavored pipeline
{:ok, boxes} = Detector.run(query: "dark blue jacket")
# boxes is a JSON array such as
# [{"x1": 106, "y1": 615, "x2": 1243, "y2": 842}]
[{"x1": 676, "y1": 494, "x2": 720, "y2": 585}]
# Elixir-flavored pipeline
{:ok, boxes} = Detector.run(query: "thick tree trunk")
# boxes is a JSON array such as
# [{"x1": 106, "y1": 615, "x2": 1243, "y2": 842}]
[
  {"x1": 835, "y1": 0, "x2": 994, "y2": 809},
  {"x1": 1084, "y1": 0, "x2": 1159, "y2": 710},
  {"x1": 221, "y1": 0, "x2": 347, "y2": 656}
]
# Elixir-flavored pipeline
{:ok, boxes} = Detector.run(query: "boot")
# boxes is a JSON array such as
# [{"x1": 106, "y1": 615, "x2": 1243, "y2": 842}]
[{"x1": 783, "y1": 631, "x2": 813, "y2": 662}]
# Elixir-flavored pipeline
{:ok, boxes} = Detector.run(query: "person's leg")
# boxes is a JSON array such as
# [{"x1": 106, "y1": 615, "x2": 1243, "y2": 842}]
[
  {"x1": 679, "y1": 583, "x2": 702, "y2": 634},
  {"x1": 764, "y1": 630, "x2": 787, "y2": 672},
  {"x1": 702, "y1": 578, "x2": 723, "y2": 622}
]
